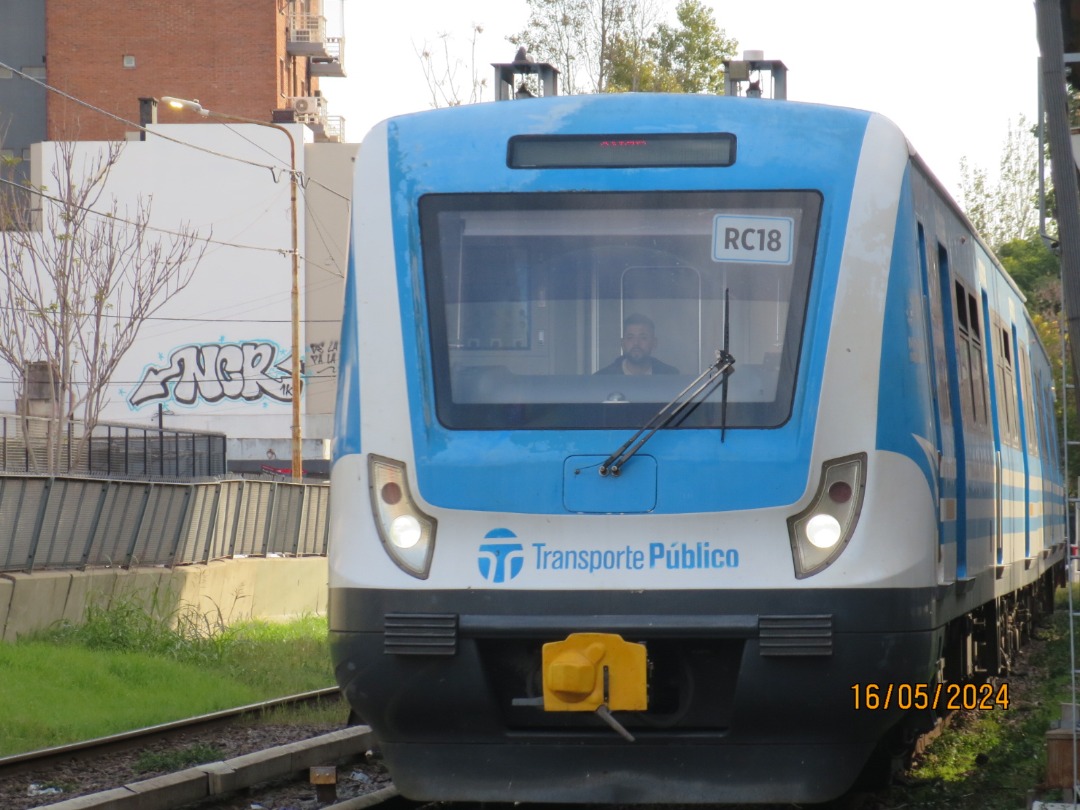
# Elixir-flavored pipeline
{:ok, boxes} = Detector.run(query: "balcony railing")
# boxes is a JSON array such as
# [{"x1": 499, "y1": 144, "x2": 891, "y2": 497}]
[
  {"x1": 322, "y1": 115, "x2": 346, "y2": 143},
  {"x1": 288, "y1": 13, "x2": 329, "y2": 58},
  {"x1": 310, "y1": 36, "x2": 345, "y2": 78}
]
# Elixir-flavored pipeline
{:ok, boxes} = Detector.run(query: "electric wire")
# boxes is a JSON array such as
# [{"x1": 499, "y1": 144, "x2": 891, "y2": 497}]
[
  {"x1": 0, "y1": 176, "x2": 345, "y2": 278},
  {"x1": 0, "y1": 59, "x2": 352, "y2": 203}
]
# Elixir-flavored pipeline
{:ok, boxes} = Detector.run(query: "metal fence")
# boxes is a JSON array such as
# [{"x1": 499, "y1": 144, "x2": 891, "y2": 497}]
[
  {"x1": 0, "y1": 414, "x2": 227, "y2": 479},
  {"x1": 0, "y1": 475, "x2": 330, "y2": 573}
]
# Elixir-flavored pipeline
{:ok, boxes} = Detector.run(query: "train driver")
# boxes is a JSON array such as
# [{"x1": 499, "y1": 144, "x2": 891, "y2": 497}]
[{"x1": 596, "y1": 313, "x2": 679, "y2": 376}]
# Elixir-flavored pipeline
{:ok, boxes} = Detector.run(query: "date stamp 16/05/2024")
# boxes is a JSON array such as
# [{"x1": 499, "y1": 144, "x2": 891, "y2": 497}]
[{"x1": 851, "y1": 682, "x2": 1009, "y2": 711}]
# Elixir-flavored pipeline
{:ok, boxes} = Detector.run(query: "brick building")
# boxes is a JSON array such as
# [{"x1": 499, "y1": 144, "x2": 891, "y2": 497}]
[{"x1": 0, "y1": 0, "x2": 345, "y2": 174}]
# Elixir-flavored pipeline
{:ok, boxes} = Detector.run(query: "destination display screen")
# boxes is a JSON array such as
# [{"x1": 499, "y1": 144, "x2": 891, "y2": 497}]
[{"x1": 507, "y1": 133, "x2": 736, "y2": 169}]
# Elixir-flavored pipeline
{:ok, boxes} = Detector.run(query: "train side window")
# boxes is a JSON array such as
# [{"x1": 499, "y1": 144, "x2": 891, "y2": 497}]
[
  {"x1": 952, "y1": 279, "x2": 991, "y2": 430},
  {"x1": 967, "y1": 296, "x2": 981, "y2": 339},
  {"x1": 954, "y1": 281, "x2": 968, "y2": 331},
  {"x1": 920, "y1": 231, "x2": 952, "y2": 426},
  {"x1": 968, "y1": 293, "x2": 989, "y2": 426},
  {"x1": 992, "y1": 320, "x2": 1019, "y2": 448}
]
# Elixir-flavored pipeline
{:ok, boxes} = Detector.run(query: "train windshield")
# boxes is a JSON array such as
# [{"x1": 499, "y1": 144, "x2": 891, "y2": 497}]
[{"x1": 421, "y1": 191, "x2": 820, "y2": 430}]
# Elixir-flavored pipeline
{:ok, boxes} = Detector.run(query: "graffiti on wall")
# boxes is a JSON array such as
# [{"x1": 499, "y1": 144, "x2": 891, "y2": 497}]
[
  {"x1": 127, "y1": 341, "x2": 296, "y2": 409},
  {"x1": 305, "y1": 339, "x2": 338, "y2": 380}
]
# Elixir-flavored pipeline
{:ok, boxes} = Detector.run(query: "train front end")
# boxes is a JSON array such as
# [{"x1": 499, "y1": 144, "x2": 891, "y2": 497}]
[{"x1": 330, "y1": 94, "x2": 940, "y2": 803}]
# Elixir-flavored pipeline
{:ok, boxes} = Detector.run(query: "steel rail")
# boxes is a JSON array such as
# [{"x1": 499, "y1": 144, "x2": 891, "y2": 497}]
[{"x1": 0, "y1": 685, "x2": 343, "y2": 777}]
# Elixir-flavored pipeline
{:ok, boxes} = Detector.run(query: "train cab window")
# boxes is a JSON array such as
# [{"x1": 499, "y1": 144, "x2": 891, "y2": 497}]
[{"x1": 420, "y1": 191, "x2": 821, "y2": 430}]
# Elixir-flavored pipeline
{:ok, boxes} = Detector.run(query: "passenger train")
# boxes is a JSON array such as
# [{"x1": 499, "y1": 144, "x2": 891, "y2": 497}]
[{"x1": 329, "y1": 93, "x2": 1067, "y2": 803}]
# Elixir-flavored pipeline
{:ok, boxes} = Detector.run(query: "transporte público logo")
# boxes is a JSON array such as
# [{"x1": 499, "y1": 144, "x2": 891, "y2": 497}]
[{"x1": 477, "y1": 529, "x2": 740, "y2": 584}]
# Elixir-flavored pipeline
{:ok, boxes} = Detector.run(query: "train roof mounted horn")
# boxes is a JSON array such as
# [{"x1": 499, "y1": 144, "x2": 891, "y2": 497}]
[
  {"x1": 493, "y1": 48, "x2": 559, "y2": 100},
  {"x1": 723, "y1": 51, "x2": 787, "y2": 100}
]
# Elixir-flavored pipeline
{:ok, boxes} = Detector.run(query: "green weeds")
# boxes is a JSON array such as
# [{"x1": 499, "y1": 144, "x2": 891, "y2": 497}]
[
  {"x1": 0, "y1": 596, "x2": 333, "y2": 756},
  {"x1": 134, "y1": 743, "x2": 226, "y2": 773},
  {"x1": 887, "y1": 590, "x2": 1077, "y2": 810}
]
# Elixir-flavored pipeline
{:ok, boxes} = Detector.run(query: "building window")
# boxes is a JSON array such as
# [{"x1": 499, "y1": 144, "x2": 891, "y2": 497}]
[
  {"x1": 21, "y1": 66, "x2": 46, "y2": 80},
  {"x1": 0, "y1": 67, "x2": 12, "y2": 80},
  {"x1": 123, "y1": 55, "x2": 136, "y2": 69}
]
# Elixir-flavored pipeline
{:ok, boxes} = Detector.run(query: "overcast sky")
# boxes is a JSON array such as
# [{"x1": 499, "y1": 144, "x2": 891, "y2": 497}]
[{"x1": 322, "y1": 0, "x2": 1042, "y2": 200}]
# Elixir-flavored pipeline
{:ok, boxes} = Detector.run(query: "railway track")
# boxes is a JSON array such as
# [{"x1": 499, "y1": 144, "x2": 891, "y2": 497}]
[
  {"x1": 0, "y1": 687, "x2": 400, "y2": 809},
  {"x1": 0, "y1": 686, "x2": 344, "y2": 779}
]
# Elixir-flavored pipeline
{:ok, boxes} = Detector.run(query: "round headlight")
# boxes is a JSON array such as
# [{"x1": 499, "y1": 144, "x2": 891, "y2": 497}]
[
  {"x1": 389, "y1": 514, "x2": 422, "y2": 548},
  {"x1": 806, "y1": 514, "x2": 842, "y2": 549}
]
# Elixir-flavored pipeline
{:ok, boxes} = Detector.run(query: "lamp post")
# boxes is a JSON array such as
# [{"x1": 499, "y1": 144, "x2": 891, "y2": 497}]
[{"x1": 161, "y1": 96, "x2": 303, "y2": 482}]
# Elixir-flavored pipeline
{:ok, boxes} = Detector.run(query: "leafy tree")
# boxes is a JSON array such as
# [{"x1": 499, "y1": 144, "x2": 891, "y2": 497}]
[
  {"x1": 998, "y1": 235, "x2": 1060, "y2": 315},
  {"x1": 512, "y1": 0, "x2": 735, "y2": 96},
  {"x1": 510, "y1": 0, "x2": 619, "y2": 95},
  {"x1": 603, "y1": 0, "x2": 664, "y2": 93},
  {"x1": 639, "y1": 0, "x2": 736, "y2": 95},
  {"x1": 959, "y1": 115, "x2": 1039, "y2": 249}
]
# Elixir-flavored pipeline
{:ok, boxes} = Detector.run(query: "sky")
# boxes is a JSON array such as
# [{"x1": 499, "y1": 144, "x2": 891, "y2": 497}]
[{"x1": 321, "y1": 0, "x2": 1043, "y2": 201}]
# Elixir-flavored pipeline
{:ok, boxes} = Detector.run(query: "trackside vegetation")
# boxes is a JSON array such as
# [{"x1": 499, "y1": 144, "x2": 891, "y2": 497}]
[
  {"x1": 0, "y1": 598, "x2": 333, "y2": 756},
  {"x1": 885, "y1": 586, "x2": 1075, "y2": 810}
]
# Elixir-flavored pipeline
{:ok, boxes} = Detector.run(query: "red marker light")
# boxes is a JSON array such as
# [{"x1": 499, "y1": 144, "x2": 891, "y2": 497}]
[{"x1": 828, "y1": 481, "x2": 853, "y2": 504}]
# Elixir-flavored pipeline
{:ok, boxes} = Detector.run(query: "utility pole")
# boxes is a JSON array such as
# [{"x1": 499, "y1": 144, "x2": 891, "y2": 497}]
[{"x1": 1035, "y1": 0, "x2": 1080, "y2": 388}]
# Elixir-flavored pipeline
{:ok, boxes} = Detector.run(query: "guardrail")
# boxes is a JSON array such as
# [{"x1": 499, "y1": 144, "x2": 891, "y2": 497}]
[
  {"x1": 0, "y1": 414, "x2": 227, "y2": 479},
  {"x1": 0, "y1": 474, "x2": 329, "y2": 573}
]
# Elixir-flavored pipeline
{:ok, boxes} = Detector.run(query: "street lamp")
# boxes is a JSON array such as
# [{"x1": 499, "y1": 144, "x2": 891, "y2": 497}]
[{"x1": 161, "y1": 96, "x2": 303, "y2": 482}]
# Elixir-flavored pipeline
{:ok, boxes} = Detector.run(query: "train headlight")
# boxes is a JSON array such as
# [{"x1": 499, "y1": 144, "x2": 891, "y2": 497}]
[
  {"x1": 369, "y1": 454, "x2": 436, "y2": 579},
  {"x1": 787, "y1": 453, "x2": 866, "y2": 578},
  {"x1": 389, "y1": 515, "x2": 423, "y2": 549},
  {"x1": 805, "y1": 514, "x2": 842, "y2": 549}
]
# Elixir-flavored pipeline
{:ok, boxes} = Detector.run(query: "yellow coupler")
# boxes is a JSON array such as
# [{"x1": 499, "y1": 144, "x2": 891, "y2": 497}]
[{"x1": 542, "y1": 632, "x2": 647, "y2": 712}]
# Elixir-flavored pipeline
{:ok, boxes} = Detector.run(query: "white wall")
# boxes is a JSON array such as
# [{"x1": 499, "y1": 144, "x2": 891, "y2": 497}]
[{"x1": 0, "y1": 123, "x2": 350, "y2": 463}]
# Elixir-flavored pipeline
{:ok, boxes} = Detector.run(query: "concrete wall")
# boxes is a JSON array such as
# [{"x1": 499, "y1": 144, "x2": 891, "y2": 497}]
[{"x1": 0, "y1": 558, "x2": 328, "y2": 642}]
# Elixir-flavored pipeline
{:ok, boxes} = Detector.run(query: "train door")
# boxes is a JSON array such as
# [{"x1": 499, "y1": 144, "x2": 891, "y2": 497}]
[
  {"x1": 1014, "y1": 329, "x2": 1035, "y2": 559},
  {"x1": 918, "y1": 227, "x2": 957, "y2": 584},
  {"x1": 937, "y1": 243, "x2": 968, "y2": 578},
  {"x1": 989, "y1": 308, "x2": 1026, "y2": 573},
  {"x1": 982, "y1": 286, "x2": 1018, "y2": 573}
]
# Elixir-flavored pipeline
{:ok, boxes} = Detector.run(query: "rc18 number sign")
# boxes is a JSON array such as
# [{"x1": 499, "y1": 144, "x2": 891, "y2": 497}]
[{"x1": 712, "y1": 215, "x2": 794, "y2": 265}]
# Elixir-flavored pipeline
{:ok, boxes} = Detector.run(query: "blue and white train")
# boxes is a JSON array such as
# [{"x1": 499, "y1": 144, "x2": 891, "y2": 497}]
[{"x1": 329, "y1": 93, "x2": 1067, "y2": 803}]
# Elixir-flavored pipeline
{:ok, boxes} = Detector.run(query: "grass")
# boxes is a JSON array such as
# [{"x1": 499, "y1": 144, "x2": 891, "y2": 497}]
[
  {"x1": 884, "y1": 587, "x2": 1078, "y2": 810},
  {"x1": 0, "y1": 598, "x2": 334, "y2": 756}
]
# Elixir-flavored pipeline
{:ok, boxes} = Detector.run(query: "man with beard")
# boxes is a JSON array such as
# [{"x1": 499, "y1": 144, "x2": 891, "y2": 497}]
[{"x1": 596, "y1": 313, "x2": 679, "y2": 375}]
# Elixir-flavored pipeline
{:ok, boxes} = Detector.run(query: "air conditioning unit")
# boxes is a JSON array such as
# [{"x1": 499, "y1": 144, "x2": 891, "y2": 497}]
[{"x1": 291, "y1": 97, "x2": 320, "y2": 114}]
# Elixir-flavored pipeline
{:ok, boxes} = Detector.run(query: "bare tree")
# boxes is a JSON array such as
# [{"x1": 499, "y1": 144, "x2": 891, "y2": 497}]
[
  {"x1": 417, "y1": 24, "x2": 489, "y2": 109},
  {"x1": 0, "y1": 139, "x2": 207, "y2": 472}
]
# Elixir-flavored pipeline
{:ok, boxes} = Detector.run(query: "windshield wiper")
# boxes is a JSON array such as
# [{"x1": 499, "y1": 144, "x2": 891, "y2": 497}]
[{"x1": 599, "y1": 349, "x2": 735, "y2": 477}]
